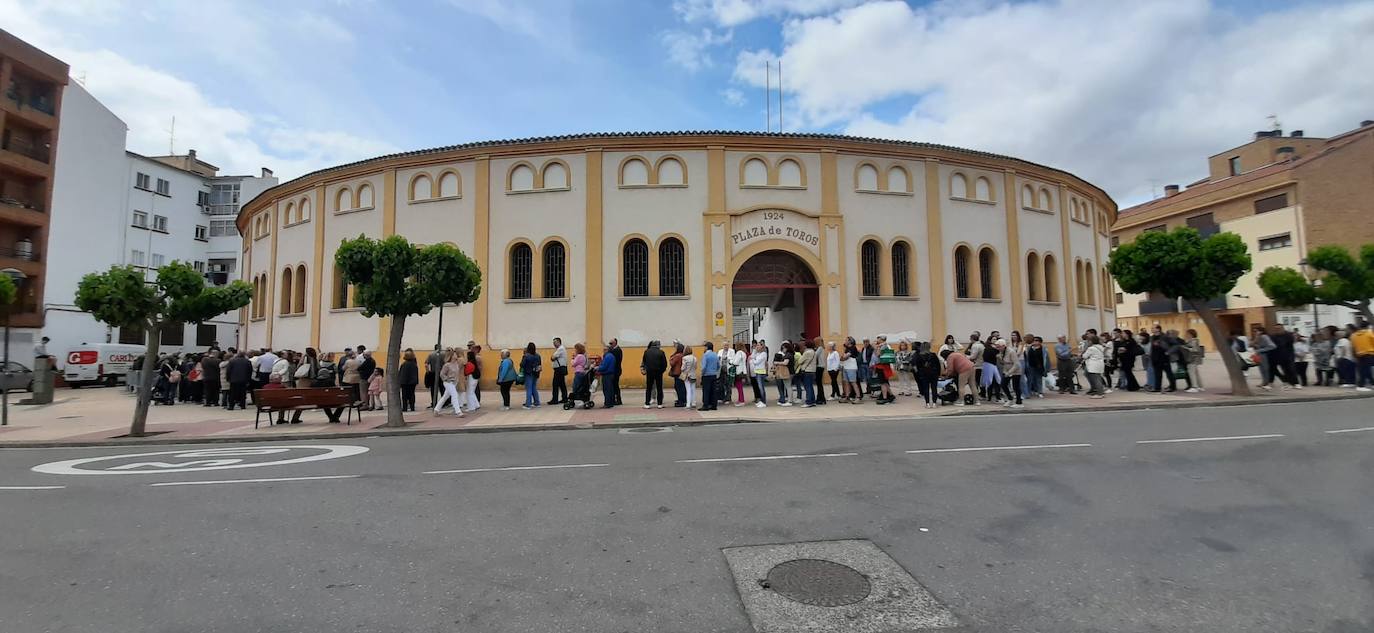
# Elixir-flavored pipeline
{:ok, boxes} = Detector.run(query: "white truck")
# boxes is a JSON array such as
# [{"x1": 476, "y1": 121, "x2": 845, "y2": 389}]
[{"x1": 63, "y1": 343, "x2": 144, "y2": 387}]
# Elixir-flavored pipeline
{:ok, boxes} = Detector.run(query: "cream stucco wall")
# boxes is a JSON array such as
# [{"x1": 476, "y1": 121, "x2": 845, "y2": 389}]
[
  {"x1": 1222, "y1": 206, "x2": 1303, "y2": 309},
  {"x1": 837, "y1": 154, "x2": 930, "y2": 341}
]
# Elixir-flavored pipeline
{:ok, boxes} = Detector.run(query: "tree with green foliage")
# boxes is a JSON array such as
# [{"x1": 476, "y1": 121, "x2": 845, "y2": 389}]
[
  {"x1": 0, "y1": 274, "x2": 15, "y2": 307},
  {"x1": 335, "y1": 236, "x2": 482, "y2": 428},
  {"x1": 75, "y1": 263, "x2": 252, "y2": 436},
  {"x1": 1257, "y1": 243, "x2": 1374, "y2": 324},
  {"x1": 1108, "y1": 227, "x2": 1254, "y2": 396}
]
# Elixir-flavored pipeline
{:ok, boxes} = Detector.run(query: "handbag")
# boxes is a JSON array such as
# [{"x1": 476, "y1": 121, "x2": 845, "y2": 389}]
[
  {"x1": 294, "y1": 363, "x2": 312, "y2": 379},
  {"x1": 168, "y1": 370, "x2": 182, "y2": 383},
  {"x1": 1172, "y1": 366, "x2": 1189, "y2": 379}
]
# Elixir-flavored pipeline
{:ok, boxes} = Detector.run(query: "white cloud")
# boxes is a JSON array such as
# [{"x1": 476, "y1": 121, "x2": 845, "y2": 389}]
[
  {"x1": 674, "y1": 0, "x2": 865, "y2": 27},
  {"x1": 662, "y1": 28, "x2": 733, "y2": 72},
  {"x1": 721, "y1": 88, "x2": 747, "y2": 107},
  {"x1": 731, "y1": 0, "x2": 1374, "y2": 205}
]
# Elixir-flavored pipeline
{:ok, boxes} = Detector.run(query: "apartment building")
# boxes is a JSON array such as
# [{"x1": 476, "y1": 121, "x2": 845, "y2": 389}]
[
  {"x1": 0, "y1": 29, "x2": 68, "y2": 349},
  {"x1": 43, "y1": 81, "x2": 276, "y2": 365},
  {"x1": 1112, "y1": 120, "x2": 1374, "y2": 347}
]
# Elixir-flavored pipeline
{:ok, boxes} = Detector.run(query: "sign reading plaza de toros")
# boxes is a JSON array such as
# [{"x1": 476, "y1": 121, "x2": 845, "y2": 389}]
[{"x1": 730, "y1": 209, "x2": 821, "y2": 255}]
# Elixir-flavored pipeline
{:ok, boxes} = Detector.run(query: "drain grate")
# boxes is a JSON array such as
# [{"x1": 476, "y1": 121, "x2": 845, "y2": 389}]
[{"x1": 764, "y1": 559, "x2": 870, "y2": 607}]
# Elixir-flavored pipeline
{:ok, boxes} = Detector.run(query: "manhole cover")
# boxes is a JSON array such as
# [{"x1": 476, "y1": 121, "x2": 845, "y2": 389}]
[{"x1": 764, "y1": 559, "x2": 871, "y2": 607}]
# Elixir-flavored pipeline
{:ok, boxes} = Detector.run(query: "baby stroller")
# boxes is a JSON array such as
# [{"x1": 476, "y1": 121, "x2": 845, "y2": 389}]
[
  {"x1": 937, "y1": 379, "x2": 959, "y2": 405},
  {"x1": 563, "y1": 363, "x2": 599, "y2": 410}
]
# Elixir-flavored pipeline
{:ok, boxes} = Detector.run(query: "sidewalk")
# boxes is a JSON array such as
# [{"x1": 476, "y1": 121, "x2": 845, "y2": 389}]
[{"x1": 3, "y1": 358, "x2": 1369, "y2": 446}]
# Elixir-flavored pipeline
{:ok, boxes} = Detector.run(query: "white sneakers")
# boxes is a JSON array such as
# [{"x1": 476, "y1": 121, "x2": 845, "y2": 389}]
[
  {"x1": 781, "y1": 401, "x2": 792, "y2": 407},
  {"x1": 755, "y1": 401, "x2": 766, "y2": 408},
  {"x1": 1358, "y1": 387, "x2": 1372, "y2": 392},
  {"x1": 735, "y1": 401, "x2": 745, "y2": 407},
  {"x1": 1185, "y1": 388, "x2": 1198, "y2": 393}
]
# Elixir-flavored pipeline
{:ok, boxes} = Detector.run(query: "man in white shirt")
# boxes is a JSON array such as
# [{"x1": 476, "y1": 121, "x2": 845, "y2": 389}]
[
  {"x1": 550, "y1": 337, "x2": 569, "y2": 405},
  {"x1": 253, "y1": 348, "x2": 279, "y2": 389}
]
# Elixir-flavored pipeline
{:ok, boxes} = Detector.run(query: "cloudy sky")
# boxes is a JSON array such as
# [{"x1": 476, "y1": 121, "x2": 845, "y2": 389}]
[{"x1": 5, "y1": 0, "x2": 1372, "y2": 207}]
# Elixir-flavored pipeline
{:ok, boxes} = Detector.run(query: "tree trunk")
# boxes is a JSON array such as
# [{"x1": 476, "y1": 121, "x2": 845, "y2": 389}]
[
  {"x1": 384, "y1": 313, "x2": 406, "y2": 428},
  {"x1": 1189, "y1": 300, "x2": 1251, "y2": 396},
  {"x1": 132, "y1": 321, "x2": 162, "y2": 437}
]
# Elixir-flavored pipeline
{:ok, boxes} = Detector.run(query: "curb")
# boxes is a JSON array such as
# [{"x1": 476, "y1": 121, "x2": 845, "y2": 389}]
[{"x1": 3, "y1": 391, "x2": 1369, "y2": 449}]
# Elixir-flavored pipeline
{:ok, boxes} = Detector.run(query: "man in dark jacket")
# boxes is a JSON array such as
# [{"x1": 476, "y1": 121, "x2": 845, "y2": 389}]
[
  {"x1": 608, "y1": 338, "x2": 624, "y2": 405},
  {"x1": 1149, "y1": 335, "x2": 1176, "y2": 392},
  {"x1": 200, "y1": 351, "x2": 222, "y2": 407},
  {"x1": 225, "y1": 352, "x2": 254, "y2": 410},
  {"x1": 641, "y1": 340, "x2": 668, "y2": 408},
  {"x1": 1268, "y1": 324, "x2": 1299, "y2": 387}
]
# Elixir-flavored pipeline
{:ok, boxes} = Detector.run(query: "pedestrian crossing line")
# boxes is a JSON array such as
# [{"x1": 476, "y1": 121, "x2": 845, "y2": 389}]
[
  {"x1": 905, "y1": 443, "x2": 1092, "y2": 455},
  {"x1": 424, "y1": 463, "x2": 609, "y2": 474},
  {"x1": 1325, "y1": 427, "x2": 1374, "y2": 435},
  {"x1": 149, "y1": 475, "x2": 360, "y2": 487},
  {"x1": 676, "y1": 452, "x2": 859, "y2": 463},
  {"x1": 1136, "y1": 434, "x2": 1284, "y2": 445}
]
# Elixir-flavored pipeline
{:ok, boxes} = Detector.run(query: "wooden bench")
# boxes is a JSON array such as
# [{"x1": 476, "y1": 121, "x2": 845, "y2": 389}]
[{"x1": 251, "y1": 387, "x2": 361, "y2": 428}]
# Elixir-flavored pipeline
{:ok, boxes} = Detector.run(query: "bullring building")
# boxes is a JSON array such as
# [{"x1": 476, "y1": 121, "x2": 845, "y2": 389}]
[{"x1": 236, "y1": 132, "x2": 1117, "y2": 384}]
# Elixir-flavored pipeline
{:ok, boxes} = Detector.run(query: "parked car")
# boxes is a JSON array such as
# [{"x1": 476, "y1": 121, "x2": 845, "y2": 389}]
[{"x1": 2, "y1": 361, "x2": 34, "y2": 393}]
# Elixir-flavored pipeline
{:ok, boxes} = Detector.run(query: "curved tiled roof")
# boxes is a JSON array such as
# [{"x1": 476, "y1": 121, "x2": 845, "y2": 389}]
[{"x1": 240, "y1": 130, "x2": 1114, "y2": 220}]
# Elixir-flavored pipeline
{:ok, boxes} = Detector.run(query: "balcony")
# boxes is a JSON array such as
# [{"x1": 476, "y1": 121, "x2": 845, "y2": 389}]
[
  {"x1": 1138, "y1": 296, "x2": 1178, "y2": 315},
  {"x1": 0, "y1": 131, "x2": 50, "y2": 164},
  {"x1": 4, "y1": 80, "x2": 57, "y2": 116}
]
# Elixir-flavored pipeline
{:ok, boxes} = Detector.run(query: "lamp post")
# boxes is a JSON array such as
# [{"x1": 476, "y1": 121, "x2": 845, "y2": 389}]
[
  {"x1": 432, "y1": 303, "x2": 444, "y2": 404},
  {"x1": 1298, "y1": 258, "x2": 1321, "y2": 334},
  {"x1": 2, "y1": 267, "x2": 29, "y2": 427}
]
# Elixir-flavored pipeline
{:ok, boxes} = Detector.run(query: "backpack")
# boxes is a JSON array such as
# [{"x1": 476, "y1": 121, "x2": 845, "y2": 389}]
[{"x1": 315, "y1": 365, "x2": 335, "y2": 385}]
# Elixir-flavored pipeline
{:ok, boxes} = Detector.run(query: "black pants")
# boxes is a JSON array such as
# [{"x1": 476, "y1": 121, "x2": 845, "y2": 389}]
[
  {"x1": 499, "y1": 381, "x2": 513, "y2": 407},
  {"x1": 1152, "y1": 363, "x2": 1178, "y2": 391},
  {"x1": 1275, "y1": 358, "x2": 1299, "y2": 385},
  {"x1": 602, "y1": 374, "x2": 616, "y2": 407},
  {"x1": 700, "y1": 375, "x2": 717, "y2": 410},
  {"x1": 916, "y1": 375, "x2": 936, "y2": 403},
  {"x1": 1122, "y1": 358, "x2": 1140, "y2": 391},
  {"x1": 1294, "y1": 361, "x2": 1308, "y2": 386},
  {"x1": 401, "y1": 383, "x2": 416, "y2": 411},
  {"x1": 1008, "y1": 375, "x2": 1023, "y2": 404},
  {"x1": 828, "y1": 370, "x2": 841, "y2": 397},
  {"x1": 202, "y1": 380, "x2": 220, "y2": 406},
  {"x1": 645, "y1": 372, "x2": 664, "y2": 405},
  {"x1": 227, "y1": 382, "x2": 248, "y2": 409},
  {"x1": 611, "y1": 372, "x2": 622, "y2": 405},
  {"x1": 673, "y1": 376, "x2": 686, "y2": 406},
  {"x1": 814, "y1": 368, "x2": 826, "y2": 405},
  {"x1": 551, "y1": 366, "x2": 568, "y2": 403}
]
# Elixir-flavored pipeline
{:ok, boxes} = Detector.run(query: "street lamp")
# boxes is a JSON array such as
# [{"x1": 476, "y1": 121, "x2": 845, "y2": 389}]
[
  {"x1": 2, "y1": 267, "x2": 28, "y2": 427},
  {"x1": 1298, "y1": 258, "x2": 1321, "y2": 333}
]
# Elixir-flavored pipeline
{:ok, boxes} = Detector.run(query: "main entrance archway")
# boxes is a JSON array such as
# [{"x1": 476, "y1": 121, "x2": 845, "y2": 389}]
[{"x1": 730, "y1": 249, "x2": 820, "y2": 344}]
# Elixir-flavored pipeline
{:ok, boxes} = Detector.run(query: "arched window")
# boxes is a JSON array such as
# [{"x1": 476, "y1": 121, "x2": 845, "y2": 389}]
[
  {"x1": 777, "y1": 159, "x2": 803, "y2": 186},
  {"x1": 1102, "y1": 269, "x2": 1112, "y2": 307},
  {"x1": 293, "y1": 265, "x2": 307, "y2": 314},
  {"x1": 978, "y1": 247, "x2": 998, "y2": 299},
  {"x1": 659, "y1": 237, "x2": 685, "y2": 296},
  {"x1": 856, "y1": 163, "x2": 879, "y2": 191},
  {"x1": 509, "y1": 243, "x2": 533, "y2": 300},
  {"x1": 1039, "y1": 188, "x2": 1052, "y2": 212},
  {"x1": 509, "y1": 164, "x2": 535, "y2": 191},
  {"x1": 1084, "y1": 261, "x2": 1096, "y2": 305},
  {"x1": 438, "y1": 171, "x2": 460, "y2": 198},
  {"x1": 860, "y1": 240, "x2": 881, "y2": 297},
  {"x1": 954, "y1": 245, "x2": 972, "y2": 299},
  {"x1": 891, "y1": 241, "x2": 911, "y2": 296},
  {"x1": 542, "y1": 161, "x2": 569, "y2": 189},
  {"x1": 410, "y1": 174, "x2": 432, "y2": 201},
  {"x1": 251, "y1": 276, "x2": 260, "y2": 318},
  {"x1": 743, "y1": 158, "x2": 768, "y2": 186},
  {"x1": 657, "y1": 157, "x2": 685, "y2": 185},
  {"x1": 542, "y1": 242, "x2": 566, "y2": 299},
  {"x1": 332, "y1": 264, "x2": 348, "y2": 309},
  {"x1": 1070, "y1": 198, "x2": 1080, "y2": 219},
  {"x1": 299, "y1": 198, "x2": 311, "y2": 222},
  {"x1": 888, "y1": 166, "x2": 909, "y2": 192},
  {"x1": 357, "y1": 184, "x2": 374, "y2": 208},
  {"x1": 950, "y1": 173, "x2": 968, "y2": 199},
  {"x1": 283, "y1": 202, "x2": 295, "y2": 226},
  {"x1": 1026, "y1": 252, "x2": 1042, "y2": 301},
  {"x1": 1075, "y1": 260, "x2": 1085, "y2": 302},
  {"x1": 974, "y1": 177, "x2": 993, "y2": 202},
  {"x1": 621, "y1": 158, "x2": 649, "y2": 186},
  {"x1": 1022, "y1": 185, "x2": 1035, "y2": 208},
  {"x1": 279, "y1": 268, "x2": 293, "y2": 315},
  {"x1": 623, "y1": 238, "x2": 649, "y2": 297},
  {"x1": 336, "y1": 187, "x2": 352, "y2": 212},
  {"x1": 1043, "y1": 254, "x2": 1058, "y2": 302}
]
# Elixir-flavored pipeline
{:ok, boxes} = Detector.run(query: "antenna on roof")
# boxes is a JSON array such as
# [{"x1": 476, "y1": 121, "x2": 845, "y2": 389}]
[
  {"x1": 777, "y1": 60, "x2": 783, "y2": 133},
  {"x1": 1147, "y1": 178, "x2": 1160, "y2": 200},
  {"x1": 165, "y1": 116, "x2": 176, "y2": 155},
  {"x1": 1267, "y1": 114, "x2": 1281, "y2": 131},
  {"x1": 764, "y1": 61, "x2": 772, "y2": 133}
]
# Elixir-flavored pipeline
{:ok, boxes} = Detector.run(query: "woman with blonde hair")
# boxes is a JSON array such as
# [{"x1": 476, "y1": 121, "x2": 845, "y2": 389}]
[
  {"x1": 433, "y1": 348, "x2": 465, "y2": 416},
  {"x1": 681, "y1": 345, "x2": 698, "y2": 409}
]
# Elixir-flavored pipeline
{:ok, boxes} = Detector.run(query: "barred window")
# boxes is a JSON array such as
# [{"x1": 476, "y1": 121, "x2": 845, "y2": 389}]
[
  {"x1": 659, "y1": 238, "x2": 685, "y2": 296},
  {"x1": 510, "y1": 243, "x2": 533, "y2": 299},
  {"x1": 979, "y1": 247, "x2": 998, "y2": 299},
  {"x1": 860, "y1": 240, "x2": 881, "y2": 296},
  {"x1": 891, "y1": 242, "x2": 911, "y2": 296},
  {"x1": 542, "y1": 242, "x2": 566, "y2": 299},
  {"x1": 623, "y1": 239, "x2": 649, "y2": 297},
  {"x1": 954, "y1": 246, "x2": 972, "y2": 299}
]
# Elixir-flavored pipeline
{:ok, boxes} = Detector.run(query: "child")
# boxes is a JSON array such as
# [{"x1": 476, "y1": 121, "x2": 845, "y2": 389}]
[{"x1": 367, "y1": 368, "x2": 386, "y2": 410}]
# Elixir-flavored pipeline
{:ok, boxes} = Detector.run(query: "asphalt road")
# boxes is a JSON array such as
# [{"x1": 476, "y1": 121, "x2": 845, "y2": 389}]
[{"x1": 3, "y1": 399, "x2": 1373, "y2": 633}]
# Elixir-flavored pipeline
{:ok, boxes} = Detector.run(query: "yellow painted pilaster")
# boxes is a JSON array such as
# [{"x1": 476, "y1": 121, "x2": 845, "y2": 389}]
[
  {"x1": 309, "y1": 184, "x2": 326, "y2": 349},
  {"x1": 819, "y1": 149, "x2": 842, "y2": 336},
  {"x1": 585, "y1": 149, "x2": 604, "y2": 346},
  {"x1": 1057, "y1": 183, "x2": 1077, "y2": 337},
  {"x1": 706, "y1": 146, "x2": 725, "y2": 340},
  {"x1": 820, "y1": 149, "x2": 838, "y2": 214},
  {"x1": 266, "y1": 202, "x2": 279, "y2": 348},
  {"x1": 1003, "y1": 170, "x2": 1025, "y2": 331},
  {"x1": 923, "y1": 160, "x2": 946, "y2": 339},
  {"x1": 376, "y1": 170, "x2": 396, "y2": 359},
  {"x1": 1090, "y1": 201, "x2": 1105, "y2": 332},
  {"x1": 473, "y1": 156, "x2": 491, "y2": 346}
]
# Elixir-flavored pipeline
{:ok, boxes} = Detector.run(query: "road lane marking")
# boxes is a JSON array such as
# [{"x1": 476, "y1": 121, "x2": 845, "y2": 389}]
[
  {"x1": 676, "y1": 452, "x2": 858, "y2": 463},
  {"x1": 905, "y1": 443, "x2": 1091, "y2": 454},
  {"x1": 33, "y1": 445, "x2": 370, "y2": 475},
  {"x1": 1136, "y1": 434, "x2": 1284, "y2": 445},
  {"x1": 0, "y1": 485, "x2": 65, "y2": 490},
  {"x1": 149, "y1": 475, "x2": 360, "y2": 487},
  {"x1": 424, "y1": 463, "x2": 609, "y2": 474},
  {"x1": 1326, "y1": 427, "x2": 1374, "y2": 434}
]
